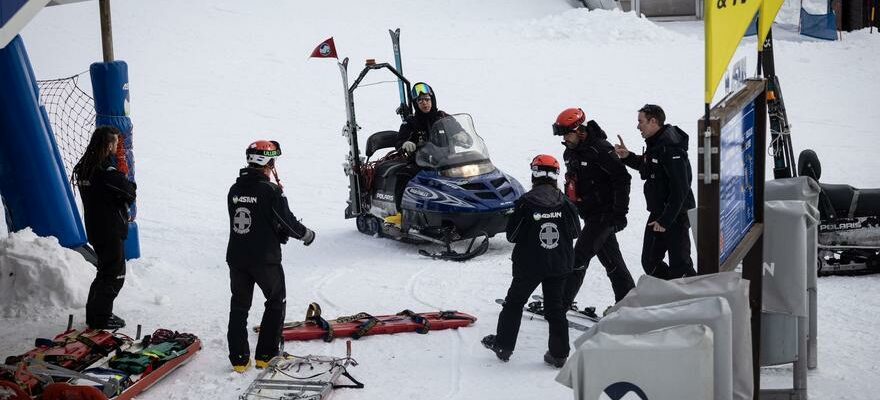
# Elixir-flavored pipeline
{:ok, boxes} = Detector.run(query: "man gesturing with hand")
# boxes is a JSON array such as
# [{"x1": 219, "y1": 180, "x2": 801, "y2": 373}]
[{"x1": 616, "y1": 104, "x2": 696, "y2": 280}]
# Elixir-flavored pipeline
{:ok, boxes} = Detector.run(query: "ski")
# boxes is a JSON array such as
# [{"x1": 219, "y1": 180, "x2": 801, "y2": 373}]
[
  {"x1": 388, "y1": 28, "x2": 410, "y2": 118},
  {"x1": 494, "y1": 299, "x2": 591, "y2": 331},
  {"x1": 761, "y1": 31, "x2": 797, "y2": 179},
  {"x1": 532, "y1": 295, "x2": 600, "y2": 323}
]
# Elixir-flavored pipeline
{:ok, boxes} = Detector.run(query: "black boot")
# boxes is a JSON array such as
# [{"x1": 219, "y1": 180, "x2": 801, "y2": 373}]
[
  {"x1": 89, "y1": 314, "x2": 126, "y2": 330},
  {"x1": 543, "y1": 350, "x2": 567, "y2": 368},
  {"x1": 481, "y1": 335, "x2": 512, "y2": 362}
]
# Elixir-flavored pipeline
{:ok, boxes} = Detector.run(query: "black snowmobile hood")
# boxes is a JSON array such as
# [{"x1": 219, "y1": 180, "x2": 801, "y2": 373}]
[
  {"x1": 522, "y1": 183, "x2": 567, "y2": 208},
  {"x1": 647, "y1": 124, "x2": 689, "y2": 151}
]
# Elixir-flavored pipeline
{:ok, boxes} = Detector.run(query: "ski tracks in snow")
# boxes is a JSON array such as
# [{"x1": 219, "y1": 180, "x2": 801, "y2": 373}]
[
  {"x1": 311, "y1": 268, "x2": 345, "y2": 312},
  {"x1": 443, "y1": 329, "x2": 465, "y2": 400},
  {"x1": 405, "y1": 265, "x2": 439, "y2": 310}
]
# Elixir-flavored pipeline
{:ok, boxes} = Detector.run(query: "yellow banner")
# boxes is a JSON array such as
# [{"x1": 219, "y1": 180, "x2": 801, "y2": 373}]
[
  {"x1": 758, "y1": 0, "x2": 785, "y2": 46},
  {"x1": 705, "y1": 0, "x2": 763, "y2": 103}
]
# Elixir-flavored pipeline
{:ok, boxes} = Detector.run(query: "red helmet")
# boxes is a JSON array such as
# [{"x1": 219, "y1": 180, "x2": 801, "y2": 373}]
[
  {"x1": 530, "y1": 154, "x2": 560, "y2": 180},
  {"x1": 552, "y1": 108, "x2": 586, "y2": 135},
  {"x1": 246, "y1": 140, "x2": 282, "y2": 166}
]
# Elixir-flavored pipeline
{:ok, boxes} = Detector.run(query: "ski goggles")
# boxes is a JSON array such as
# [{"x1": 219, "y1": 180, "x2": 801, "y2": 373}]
[
  {"x1": 552, "y1": 123, "x2": 579, "y2": 136},
  {"x1": 411, "y1": 83, "x2": 433, "y2": 98}
]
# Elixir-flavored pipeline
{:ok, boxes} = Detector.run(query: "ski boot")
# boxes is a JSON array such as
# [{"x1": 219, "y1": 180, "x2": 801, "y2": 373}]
[
  {"x1": 232, "y1": 359, "x2": 252, "y2": 373},
  {"x1": 481, "y1": 335, "x2": 512, "y2": 362},
  {"x1": 88, "y1": 314, "x2": 126, "y2": 330},
  {"x1": 543, "y1": 351, "x2": 567, "y2": 368}
]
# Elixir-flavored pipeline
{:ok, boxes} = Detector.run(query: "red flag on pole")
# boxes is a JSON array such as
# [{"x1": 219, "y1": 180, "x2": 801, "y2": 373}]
[{"x1": 309, "y1": 37, "x2": 338, "y2": 59}]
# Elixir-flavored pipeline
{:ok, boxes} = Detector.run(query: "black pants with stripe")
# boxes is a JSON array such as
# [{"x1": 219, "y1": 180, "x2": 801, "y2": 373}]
[
  {"x1": 86, "y1": 239, "x2": 126, "y2": 327},
  {"x1": 495, "y1": 274, "x2": 569, "y2": 358},
  {"x1": 563, "y1": 215, "x2": 634, "y2": 308},
  {"x1": 227, "y1": 263, "x2": 286, "y2": 366}
]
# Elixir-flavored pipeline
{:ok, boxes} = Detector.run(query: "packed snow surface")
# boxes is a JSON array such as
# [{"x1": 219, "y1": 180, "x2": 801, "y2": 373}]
[{"x1": 2, "y1": 0, "x2": 878, "y2": 399}]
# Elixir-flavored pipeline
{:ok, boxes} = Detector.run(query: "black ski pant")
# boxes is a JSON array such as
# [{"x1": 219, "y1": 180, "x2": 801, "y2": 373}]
[
  {"x1": 86, "y1": 239, "x2": 126, "y2": 327},
  {"x1": 228, "y1": 263, "x2": 286, "y2": 366},
  {"x1": 495, "y1": 274, "x2": 569, "y2": 358},
  {"x1": 563, "y1": 216, "x2": 634, "y2": 308},
  {"x1": 641, "y1": 213, "x2": 696, "y2": 280},
  {"x1": 394, "y1": 163, "x2": 420, "y2": 211}
]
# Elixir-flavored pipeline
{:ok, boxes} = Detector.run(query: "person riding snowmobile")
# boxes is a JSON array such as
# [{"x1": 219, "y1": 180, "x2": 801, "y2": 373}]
[{"x1": 390, "y1": 82, "x2": 448, "y2": 220}]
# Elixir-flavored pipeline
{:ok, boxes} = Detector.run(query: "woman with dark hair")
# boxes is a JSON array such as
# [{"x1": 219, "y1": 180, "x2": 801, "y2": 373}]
[{"x1": 72, "y1": 125, "x2": 136, "y2": 330}]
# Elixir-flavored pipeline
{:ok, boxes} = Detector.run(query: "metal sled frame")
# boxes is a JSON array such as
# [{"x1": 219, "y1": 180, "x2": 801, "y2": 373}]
[{"x1": 239, "y1": 342, "x2": 361, "y2": 400}]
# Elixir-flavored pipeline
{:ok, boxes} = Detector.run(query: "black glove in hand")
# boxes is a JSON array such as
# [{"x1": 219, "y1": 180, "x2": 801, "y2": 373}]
[{"x1": 301, "y1": 229, "x2": 315, "y2": 246}]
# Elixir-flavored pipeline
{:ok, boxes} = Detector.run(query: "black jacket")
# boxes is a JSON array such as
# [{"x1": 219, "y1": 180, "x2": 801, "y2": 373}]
[
  {"x1": 396, "y1": 110, "x2": 448, "y2": 149},
  {"x1": 226, "y1": 168, "x2": 309, "y2": 266},
  {"x1": 78, "y1": 160, "x2": 136, "y2": 244},
  {"x1": 506, "y1": 184, "x2": 581, "y2": 278},
  {"x1": 622, "y1": 124, "x2": 696, "y2": 228},
  {"x1": 563, "y1": 120, "x2": 631, "y2": 218}
]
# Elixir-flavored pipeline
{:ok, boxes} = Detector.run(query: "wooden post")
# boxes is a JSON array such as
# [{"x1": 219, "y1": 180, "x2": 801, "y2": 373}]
[{"x1": 99, "y1": 0, "x2": 113, "y2": 62}]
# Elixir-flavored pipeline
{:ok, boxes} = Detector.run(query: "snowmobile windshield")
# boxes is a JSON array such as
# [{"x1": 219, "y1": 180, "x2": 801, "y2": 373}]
[{"x1": 415, "y1": 114, "x2": 494, "y2": 177}]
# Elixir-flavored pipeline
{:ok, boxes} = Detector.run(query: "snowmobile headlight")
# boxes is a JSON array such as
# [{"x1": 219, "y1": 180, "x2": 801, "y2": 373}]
[{"x1": 441, "y1": 162, "x2": 495, "y2": 178}]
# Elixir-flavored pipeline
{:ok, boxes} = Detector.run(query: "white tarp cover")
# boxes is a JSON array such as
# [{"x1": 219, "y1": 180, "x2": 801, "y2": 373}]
[
  {"x1": 765, "y1": 177, "x2": 820, "y2": 289},
  {"x1": 572, "y1": 297, "x2": 733, "y2": 400},
  {"x1": 763, "y1": 200, "x2": 818, "y2": 316},
  {"x1": 608, "y1": 272, "x2": 752, "y2": 400},
  {"x1": 557, "y1": 324, "x2": 714, "y2": 400}
]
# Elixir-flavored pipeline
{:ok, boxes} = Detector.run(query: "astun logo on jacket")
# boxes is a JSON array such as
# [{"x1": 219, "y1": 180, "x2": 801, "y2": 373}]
[
  {"x1": 233, "y1": 196, "x2": 258, "y2": 204},
  {"x1": 532, "y1": 211, "x2": 562, "y2": 221}
]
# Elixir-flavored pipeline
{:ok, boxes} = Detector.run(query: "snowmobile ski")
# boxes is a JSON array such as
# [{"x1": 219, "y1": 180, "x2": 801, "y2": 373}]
[
  {"x1": 494, "y1": 299, "x2": 591, "y2": 331},
  {"x1": 416, "y1": 230, "x2": 490, "y2": 261}
]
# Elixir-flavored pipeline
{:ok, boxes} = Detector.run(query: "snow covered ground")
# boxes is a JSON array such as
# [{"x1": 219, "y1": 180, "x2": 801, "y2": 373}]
[{"x1": 2, "y1": 0, "x2": 879, "y2": 399}]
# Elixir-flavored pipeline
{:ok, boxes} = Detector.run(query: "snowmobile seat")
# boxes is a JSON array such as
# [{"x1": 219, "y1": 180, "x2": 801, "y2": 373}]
[
  {"x1": 819, "y1": 183, "x2": 880, "y2": 218},
  {"x1": 365, "y1": 130, "x2": 400, "y2": 158}
]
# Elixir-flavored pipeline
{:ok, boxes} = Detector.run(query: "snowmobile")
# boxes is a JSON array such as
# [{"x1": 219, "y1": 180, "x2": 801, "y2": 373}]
[
  {"x1": 798, "y1": 149, "x2": 880, "y2": 276},
  {"x1": 337, "y1": 59, "x2": 524, "y2": 260}
]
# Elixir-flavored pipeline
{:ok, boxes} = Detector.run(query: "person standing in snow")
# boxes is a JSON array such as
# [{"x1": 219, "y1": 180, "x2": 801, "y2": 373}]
[
  {"x1": 71, "y1": 126, "x2": 136, "y2": 330},
  {"x1": 553, "y1": 108, "x2": 635, "y2": 308},
  {"x1": 614, "y1": 104, "x2": 696, "y2": 279},
  {"x1": 226, "y1": 140, "x2": 315, "y2": 373},
  {"x1": 391, "y1": 82, "x2": 449, "y2": 215},
  {"x1": 482, "y1": 154, "x2": 581, "y2": 368}
]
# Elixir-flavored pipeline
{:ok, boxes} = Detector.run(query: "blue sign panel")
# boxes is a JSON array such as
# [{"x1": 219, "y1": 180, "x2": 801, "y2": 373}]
[{"x1": 719, "y1": 101, "x2": 756, "y2": 264}]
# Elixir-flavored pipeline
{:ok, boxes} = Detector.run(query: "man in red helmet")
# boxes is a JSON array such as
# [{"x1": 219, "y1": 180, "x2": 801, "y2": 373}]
[
  {"x1": 482, "y1": 154, "x2": 581, "y2": 368},
  {"x1": 614, "y1": 104, "x2": 696, "y2": 279},
  {"x1": 226, "y1": 140, "x2": 315, "y2": 373},
  {"x1": 553, "y1": 108, "x2": 635, "y2": 308}
]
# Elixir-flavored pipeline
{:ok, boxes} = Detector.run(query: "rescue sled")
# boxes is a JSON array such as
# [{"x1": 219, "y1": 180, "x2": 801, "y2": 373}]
[
  {"x1": 256, "y1": 303, "x2": 476, "y2": 342},
  {"x1": 0, "y1": 326, "x2": 201, "y2": 400}
]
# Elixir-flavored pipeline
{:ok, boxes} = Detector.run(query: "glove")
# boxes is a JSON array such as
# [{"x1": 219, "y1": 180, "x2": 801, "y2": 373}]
[
  {"x1": 402, "y1": 141, "x2": 417, "y2": 153},
  {"x1": 612, "y1": 215, "x2": 627, "y2": 232},
  {"x1": 301, "y1": 229, "x2": 315, "y2": 246}
]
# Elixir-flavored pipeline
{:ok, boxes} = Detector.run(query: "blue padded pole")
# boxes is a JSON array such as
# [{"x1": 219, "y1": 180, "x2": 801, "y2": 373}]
[
  {"x1": 90, "y1": 61, "x2": 139, "y2": 259},
  {"x1": 0, "y1": 35, "x2": 88, "y2": 248}
]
